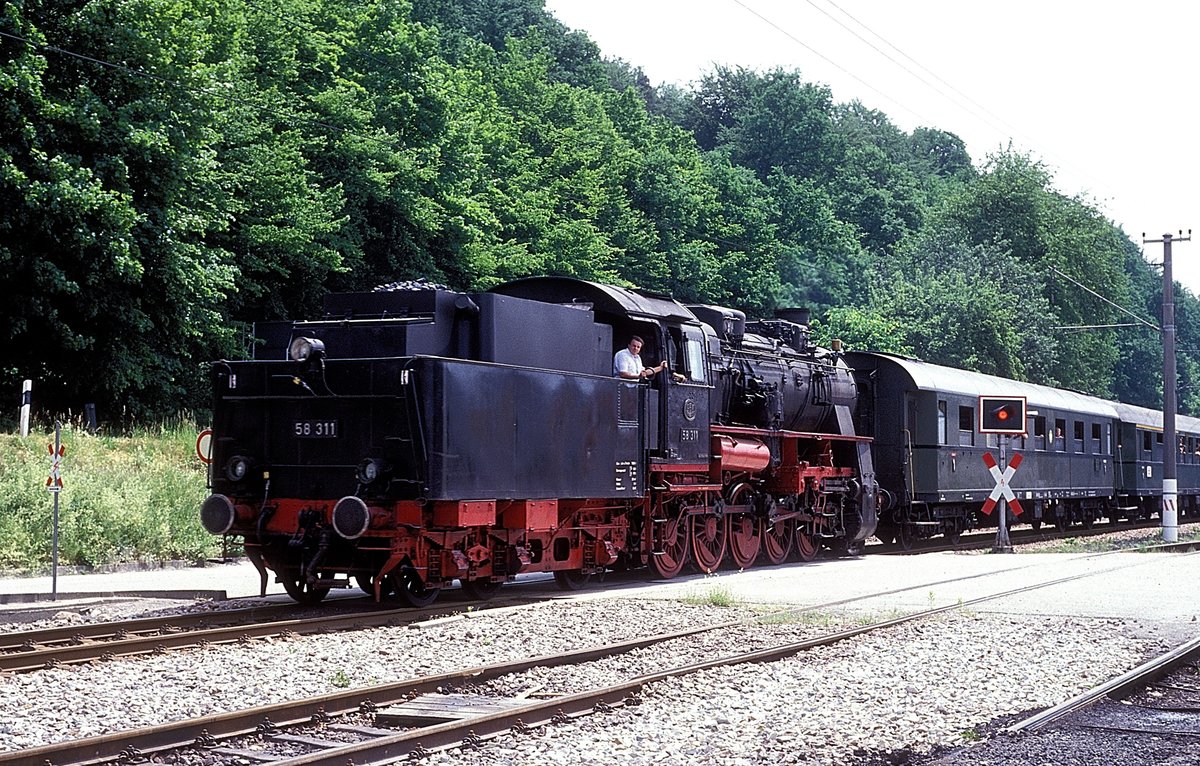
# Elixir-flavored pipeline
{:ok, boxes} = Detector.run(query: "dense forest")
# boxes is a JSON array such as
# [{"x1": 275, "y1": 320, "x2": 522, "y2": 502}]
[{"x1": 2, "y1": 0, "x2": 1194, "y2": 425}]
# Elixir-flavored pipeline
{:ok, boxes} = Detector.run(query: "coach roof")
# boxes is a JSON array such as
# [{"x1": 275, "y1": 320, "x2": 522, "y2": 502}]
[{"x1": 848, "y1": 352, "x2": 1119, "y2": 420}]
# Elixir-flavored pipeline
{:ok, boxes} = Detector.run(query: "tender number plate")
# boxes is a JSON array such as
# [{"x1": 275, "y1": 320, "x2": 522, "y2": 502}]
[{"x1": 294, "y1": 420, "x2": 339, "y2": 438}]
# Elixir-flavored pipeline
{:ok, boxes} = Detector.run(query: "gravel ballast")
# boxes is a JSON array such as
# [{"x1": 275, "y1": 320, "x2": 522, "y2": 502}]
[{"x1": 0, "y1": 594, "x2": 1170, "y2": 765}]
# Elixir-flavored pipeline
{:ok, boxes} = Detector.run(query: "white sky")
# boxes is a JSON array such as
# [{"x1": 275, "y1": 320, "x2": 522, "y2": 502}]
[{"x1": 544, "y1": 0, "x2": 1199, "y2": 294}]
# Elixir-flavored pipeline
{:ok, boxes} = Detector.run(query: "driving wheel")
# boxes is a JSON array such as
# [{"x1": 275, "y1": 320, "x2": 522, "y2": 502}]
[
  {"x1": 794, "y1": 524, "x2": 819, "y2": 562},
  {"x1": 392, "y1": 567, "x2": 441, "y2": 608},
  {"x1": 650, "y1": 508, "x2": 690, "y2": 579},
  {"x1": 283, "y1": 572, "x2": 331, "y2": 605},
  {"x1": 761, "y1": 518, "x2": 793, "y2": 565},
  {"x1": 692, "y1": 513, "x2": 727, "y2": 573},
  {"x1": 728, "y1": 513, "x2": 761, "y2": 570}
]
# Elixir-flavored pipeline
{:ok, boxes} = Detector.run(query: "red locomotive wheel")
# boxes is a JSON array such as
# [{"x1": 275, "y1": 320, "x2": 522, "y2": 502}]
[
  {"x1": 761, "y1": 518, "x2": 793, "y2": 565},
  {"x1": 461, "y1": 579, "x2": 503, "y2": 600},
  {"x1": 553, "y1": 570, "x2": 593, "y2": 590},
  {"x1": 282, "y1": 572, "x2": 332, "y2": 604},
  {"x1": 727, "y1": 514, "x2": 760, "y2": 570},
  {"x1": 650, "y1": 511, "x2": 689, "y2": 579},
  {"x1": 692, "y1": 514, "x2": 727, "y2": 573},
  {"x1": 392, "y1": 568, "x2": 441, "y2": 608},
  {"x1": 794, "y1": 526, "x2": 819, "y2": 562}
]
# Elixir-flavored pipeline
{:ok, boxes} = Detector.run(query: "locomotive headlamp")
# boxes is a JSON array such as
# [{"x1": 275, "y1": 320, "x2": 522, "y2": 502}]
[
  {"x1": 288, "y1": 336, "x2": 326, "y2": 362},
  {"x1": 225, "y1": 454, "x2": 252, "y2": 482},
  {"x1": 357, "y1": 458, "x2": 385, "y2": 485}
]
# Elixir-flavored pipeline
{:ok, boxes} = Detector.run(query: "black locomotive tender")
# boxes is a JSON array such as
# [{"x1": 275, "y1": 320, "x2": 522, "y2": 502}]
[{"x1": 200, "y1": 277, "x2": 1196, "y2": 604}]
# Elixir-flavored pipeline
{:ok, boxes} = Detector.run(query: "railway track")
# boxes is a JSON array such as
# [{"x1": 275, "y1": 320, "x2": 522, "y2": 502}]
[
  {"x1": 880, "y1": 515, "x2": 1200, "y2": 555},
  {"x1": 0, "y1": 597, "x2": 541, "y2": 674},
  {"x1": 912, "y1": 626, "x2": 1200, "y2": 764},
  {"x1": 4, "y1": 547, "x2": 1193, "y2": 766},
  {"x1": 1009, "y1": 634, "x2": 1200, "y2": 734},
  {"x1": 5, "y1": 518, "x2": 1193, "y2": 675}
]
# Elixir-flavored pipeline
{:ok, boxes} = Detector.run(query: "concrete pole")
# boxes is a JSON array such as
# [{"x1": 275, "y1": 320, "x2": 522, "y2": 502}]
[{"x1": 1162, "y1": 233, "x2": 1178, "y2": 543}]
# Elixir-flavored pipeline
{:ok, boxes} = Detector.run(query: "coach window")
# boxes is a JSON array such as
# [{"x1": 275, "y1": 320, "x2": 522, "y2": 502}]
[
  {"x1": 1106, "y1": 424, "x2": 1112, "y2": 455},
  {"x1": 1091, "y1": 423, "x2": 1102, "y2": 454},
  {"x1": 1142, "y1": 431, "x2": 1152, "y2": 453},
  {"x1": 1054, "y1": 418, "x2": 1066, "y2": 451},
  {"x1": 937, "y1": 401, "x2": 947, "y2": 444},
  {"x1": 1033, "y1": 416, "x2": 1047, "y2": 450},
  {"x1": 1073, "y1": 421, "x2": 1085, "y2": 453},
  {"x1": 958, "y1": 405, "x2": 974, "y2": 447}
]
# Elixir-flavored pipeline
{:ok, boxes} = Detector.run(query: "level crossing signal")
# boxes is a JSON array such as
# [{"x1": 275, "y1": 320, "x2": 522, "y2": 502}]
[{"x1": 978, "y1": 395, "x2": 1027, "y2": 435}]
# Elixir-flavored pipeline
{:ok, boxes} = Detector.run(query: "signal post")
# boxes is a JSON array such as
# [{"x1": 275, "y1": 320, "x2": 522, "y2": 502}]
[{"x1": 979, "y1": 396, "x2": 1028, "y2": 553}]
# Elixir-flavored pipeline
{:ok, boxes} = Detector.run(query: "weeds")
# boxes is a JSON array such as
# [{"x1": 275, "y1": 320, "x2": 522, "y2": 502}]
[
  {"x1": 1035, "y1": 527, "x2": 1200, "y2": 554},
  {"x1": 0, "y1": 421, "x2": 218, "y2": 571},
  {"x1": 758, "y1": 609, "x2": 840, "y2": 627},
  {"x1": 680, "y1": 584, "x2": 738, "y2": 607}
]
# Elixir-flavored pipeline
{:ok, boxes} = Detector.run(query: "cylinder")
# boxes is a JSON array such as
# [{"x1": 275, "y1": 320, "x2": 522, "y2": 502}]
[{"x1": 716, "y1": 435, "x2": 771, "y2": 473}]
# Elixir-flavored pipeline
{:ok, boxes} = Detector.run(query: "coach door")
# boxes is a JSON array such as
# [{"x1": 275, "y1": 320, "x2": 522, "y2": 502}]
[{"x1": 659, "y1": 325, "x2": 712, "y2": 465}]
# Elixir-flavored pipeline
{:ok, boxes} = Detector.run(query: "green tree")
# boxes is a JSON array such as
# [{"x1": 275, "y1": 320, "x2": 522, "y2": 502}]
[{"x1": 1, "y1": 0, "x2": 240, "y2": 418}]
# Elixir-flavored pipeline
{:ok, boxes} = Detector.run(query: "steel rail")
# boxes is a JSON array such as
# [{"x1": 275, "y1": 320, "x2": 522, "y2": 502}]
[
  {"x1": 264, "y1": 554, "x2": 1200, "y2": 766},
  {"x1": 0, "y1": 621, "x2": 740, "y2": 766},
  {"x1": 1007, "y1": 633, "x2": 1200, "y2": 733},
  {"x1": 0, "y1": 603, "x2": 313, "y2": 652},
  {"x1": 6, "y1": 550, "x2": 1195, "y2": 766},
  {"x1": 0, "y1": 598, "x2": 540, "y2": 673},
  {"x1": 881, "y1": 516, "x2": 1200, "y2": 556}
]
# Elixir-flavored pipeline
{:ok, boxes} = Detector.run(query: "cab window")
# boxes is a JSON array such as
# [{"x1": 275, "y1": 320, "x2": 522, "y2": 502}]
[{"x1": 684, "y1": 334, "x2": 706, "y2": 383}]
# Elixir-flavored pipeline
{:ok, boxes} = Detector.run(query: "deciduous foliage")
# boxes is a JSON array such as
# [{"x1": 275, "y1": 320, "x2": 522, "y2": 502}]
[{"x1": 1, "y1": 0, "x2": 1192, "y2": 422}]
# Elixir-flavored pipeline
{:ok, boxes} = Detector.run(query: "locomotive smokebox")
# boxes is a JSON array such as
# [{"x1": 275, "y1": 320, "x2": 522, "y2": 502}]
[{"x1": 775, "y1": 307, "x2": 811, "y2": 327}]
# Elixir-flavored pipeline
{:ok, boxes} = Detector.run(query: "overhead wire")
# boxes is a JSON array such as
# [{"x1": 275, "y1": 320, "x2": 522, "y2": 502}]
[
  {"x1": 727, "y1": 0, "x2": 938, "y2": 128},
  {"x1": 725, "y1": 0, "x2": 1181, "y2": 334},
  {"x1": 731, "y1": 0, "x2": 1118, "y2": 211}
]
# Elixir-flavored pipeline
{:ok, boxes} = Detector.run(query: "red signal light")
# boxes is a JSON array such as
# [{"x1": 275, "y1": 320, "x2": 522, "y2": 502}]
[{"x1": 979, "y1": 396, "x2": 1026, "y2": 434}]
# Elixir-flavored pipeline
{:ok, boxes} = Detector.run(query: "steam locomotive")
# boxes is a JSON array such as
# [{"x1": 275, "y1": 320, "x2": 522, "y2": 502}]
[
  {"x1": 199, "y1": 276, "x2": 1195, "y2": 605},
  {"x1": 199, "y1": 277, "x2": 878, "y2": 605}
]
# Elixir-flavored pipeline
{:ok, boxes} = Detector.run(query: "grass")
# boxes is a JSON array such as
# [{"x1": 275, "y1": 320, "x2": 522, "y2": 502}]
[
  {"x1": 0, "y1": 420, "x2": 220, "y2": 572},
  {"x1": 756, "y1": 607, "x2": 841, "y2": 626},
  {"x1": 1033, "y1": 526, "x2": 1200, "y2": 554},
  {"x1": 679, "y1": 584, "x2": 738, "y2": 607}
]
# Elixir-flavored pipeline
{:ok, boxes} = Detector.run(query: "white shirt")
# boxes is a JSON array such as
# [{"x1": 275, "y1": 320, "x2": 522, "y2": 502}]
[{"x1": 613, "y1": 347, "x2": 643, "y2": 378}]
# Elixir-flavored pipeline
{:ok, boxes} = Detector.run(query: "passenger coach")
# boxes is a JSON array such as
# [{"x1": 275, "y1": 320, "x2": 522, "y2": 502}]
[{"x1": 847, "y1": 353, "x2": 1119, "y2": 546}]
